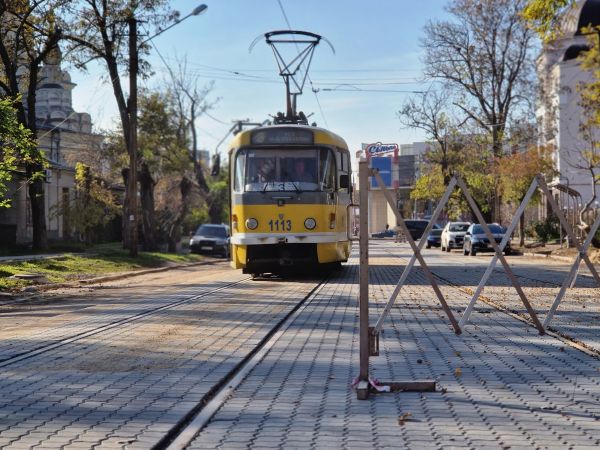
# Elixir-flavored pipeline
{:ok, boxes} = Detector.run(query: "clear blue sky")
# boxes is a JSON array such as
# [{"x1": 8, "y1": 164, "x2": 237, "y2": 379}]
[{"x1": 71, "y1": 0, "x2": 451, "y2": 159}]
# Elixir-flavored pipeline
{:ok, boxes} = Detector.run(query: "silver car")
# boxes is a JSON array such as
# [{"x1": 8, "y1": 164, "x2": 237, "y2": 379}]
[{"x1": 441, "y1": 222, "x2": 471, "y2": 252}]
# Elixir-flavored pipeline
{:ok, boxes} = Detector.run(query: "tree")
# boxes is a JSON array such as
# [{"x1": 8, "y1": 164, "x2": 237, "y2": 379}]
[
  {"x1": 0, "y1": 97, "x2": 36, "y2": 208},
  {"x1": 497, "y1": 146, "x2": 556, "y2": 246},
  {"x1": 410, "y1": 137, "x2": 497, "y2": 221},
  {"x1": 423, "y1": 0, "x2": 535, "y2": 156},
  {"x1": 522, "y1": 0, "x2": 574, "y2": 41},
  {"x1": 164, "y1": 56, "x2": 223, "y2": 222},
  {"x1": 104, "y1": 89, "x2": 192, "y2": 251},
  {"x1": 55, "y1": 162, "x2": 119, "y2": 244},
  {"x1": 57, "y1": 0, "x2": 177, "y2": 252},
  {"x1": 419, "y1": 0, "x2": 536, "y2": 221},
  {"x1": 398, "y1": 90, "x2": 465, "y2": 186},
  {"x1": 0, "y1": 0, "x2": 63, "y2": 250}
]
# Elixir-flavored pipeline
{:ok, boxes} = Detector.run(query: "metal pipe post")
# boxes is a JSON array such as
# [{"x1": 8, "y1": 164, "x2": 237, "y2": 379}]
[
  {"x1": 128, "y1": 16, "x2": 138, "y2": 257},
  {"x1": 357, "y1": 159, "x2": 370, "y2": 399}
]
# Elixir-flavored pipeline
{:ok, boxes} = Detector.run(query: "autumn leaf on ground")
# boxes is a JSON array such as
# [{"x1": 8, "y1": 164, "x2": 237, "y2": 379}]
[{"x1": 398, "y1": 412, "x2": 412, "y2": 425}]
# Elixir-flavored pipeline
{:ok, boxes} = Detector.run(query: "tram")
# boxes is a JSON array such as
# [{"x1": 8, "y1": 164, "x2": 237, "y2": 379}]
[{"x1": 228, "y1": 124, "x2": 353, "y2": 276}]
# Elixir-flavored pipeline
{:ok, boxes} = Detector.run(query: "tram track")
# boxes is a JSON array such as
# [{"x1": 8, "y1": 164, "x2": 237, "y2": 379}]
[
  {"x1": 154, "y1": 274, "x2": 330, "y2": 450},
  {"x1": 0, "y1": 276, "x2": 253, "y2": 368}
]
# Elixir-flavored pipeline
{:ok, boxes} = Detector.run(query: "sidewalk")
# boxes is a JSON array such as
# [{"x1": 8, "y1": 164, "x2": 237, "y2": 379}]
[{"x1": 189, "y1": 245, "x2": 600, "y2": 450}]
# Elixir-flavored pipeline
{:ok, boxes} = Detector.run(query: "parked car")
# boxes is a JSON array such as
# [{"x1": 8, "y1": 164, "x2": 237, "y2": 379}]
[
  {"x1": 426, "y1": 228, "x2": 442, "y2": 249},
  {"x1": 396, "y1": 220, "x2": 437, "y2": 241},
  {"x1": 372, "y1": 229, "x2": 396, "y2": 238},
  {"x1": 190, "y1": 223, "x2": 231, "y2": 258},
  {"x1": 463, "y1": 223, "x2": 511, "y2": 256},
  {"x1": 441, "y1": 221, "x2": 471, "y2": 252}
]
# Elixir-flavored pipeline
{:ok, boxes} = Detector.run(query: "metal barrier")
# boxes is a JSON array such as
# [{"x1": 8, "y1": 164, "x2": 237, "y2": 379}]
[{"x1": 355, "y1": 161, "x2": 600, "y2": 400}]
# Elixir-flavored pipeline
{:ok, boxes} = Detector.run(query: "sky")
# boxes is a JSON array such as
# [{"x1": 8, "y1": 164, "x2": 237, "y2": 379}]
[{"x1": 70, "y1": 0, "x2": 452, "y2": 160}]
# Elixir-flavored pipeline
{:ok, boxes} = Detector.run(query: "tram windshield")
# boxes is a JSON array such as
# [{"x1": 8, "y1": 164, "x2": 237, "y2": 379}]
[{"x1": 234, "y1": 148, "x2": 335, "y2": 192}]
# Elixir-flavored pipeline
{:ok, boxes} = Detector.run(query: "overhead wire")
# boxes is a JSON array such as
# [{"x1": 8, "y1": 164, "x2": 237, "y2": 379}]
[{"x1": 149, "y1": 40, "x2": 232, "y2": 131}]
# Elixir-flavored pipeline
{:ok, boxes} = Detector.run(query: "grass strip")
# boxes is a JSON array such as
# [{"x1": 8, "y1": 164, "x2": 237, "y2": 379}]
[{"x1": 0, "y1": 243, "x2": 203, "y2": 292}]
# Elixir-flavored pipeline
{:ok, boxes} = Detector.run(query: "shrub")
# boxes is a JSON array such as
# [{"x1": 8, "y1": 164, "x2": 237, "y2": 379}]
[{"x1": 532, "y1": 215, "x2": 561, "y2": 243}]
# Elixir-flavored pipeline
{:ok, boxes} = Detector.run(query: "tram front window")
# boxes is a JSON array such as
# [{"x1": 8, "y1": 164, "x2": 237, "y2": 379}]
[{"x1": 237, "y1": 148, "x2": 334, "y2": 192}]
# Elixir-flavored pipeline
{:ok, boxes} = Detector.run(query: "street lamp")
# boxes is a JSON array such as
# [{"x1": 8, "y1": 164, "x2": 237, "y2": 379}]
[{"x1": 127, "y1": 4, "x2": 207, "y2": 257}]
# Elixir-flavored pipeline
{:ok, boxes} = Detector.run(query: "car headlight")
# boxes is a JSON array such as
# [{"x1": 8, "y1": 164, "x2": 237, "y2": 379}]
[
  {"x1": 189, "y1": 238, "x2": 196, "y2": 245},
  {"x1": 304, "y1": 218, "x2": 316, "y2": 230},
  {"x1": 245, "y1": 218, "x2": 258, "y2": 230}
]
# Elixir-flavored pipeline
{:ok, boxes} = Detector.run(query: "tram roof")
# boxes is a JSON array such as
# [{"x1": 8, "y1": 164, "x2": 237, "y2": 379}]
[{"x1": 228, "y1": 124, "x2": 348, "y2": 151}]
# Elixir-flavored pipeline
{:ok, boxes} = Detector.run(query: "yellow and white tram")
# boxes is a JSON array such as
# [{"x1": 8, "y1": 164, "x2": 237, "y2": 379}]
[{"x1": 228, "y1": 124, "x2": 353, "y2": 276}]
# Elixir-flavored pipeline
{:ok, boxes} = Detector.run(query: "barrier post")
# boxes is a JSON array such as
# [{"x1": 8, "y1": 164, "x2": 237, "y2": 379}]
[{"x1": 357, "y1": 159, "x2": 370, "y2": 400}]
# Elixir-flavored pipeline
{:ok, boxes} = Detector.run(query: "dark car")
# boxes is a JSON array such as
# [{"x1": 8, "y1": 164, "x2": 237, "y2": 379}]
[
  {"x1": 189, "y1": 224, "x2": 231, "y2": 258},
  {"x1": 372, "y1": 228, "x2": 396, "y2": 238},
  {"x1": 396, "y1": 220, "x2": 433, "y2": 240},
  {"x1": 426, "y1": 228, "x2": 442, "y2": 249},
  {"x1": 463, "y1": 223, "x2": 511, "y2": 256}
]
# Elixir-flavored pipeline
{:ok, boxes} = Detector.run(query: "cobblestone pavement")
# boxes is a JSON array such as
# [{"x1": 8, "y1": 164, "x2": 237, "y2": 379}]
[
  {"x1": 0, "y1": 264, "x2": 321, "y2": 449},
  {"x1": 190, "y1": 242, "x2": 600, "y2": 450},
  {"x1": 385, "y1": 244, "x2": 600, "y2": 353},
  {"x1": 0, "y1": 264, "x2": 246, "y2": 363}
]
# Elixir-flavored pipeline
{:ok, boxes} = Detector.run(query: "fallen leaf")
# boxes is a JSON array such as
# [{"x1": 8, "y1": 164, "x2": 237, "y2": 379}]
[
  {"x1": 455, "y1": 368, "x2": 462, "y2": 377},
  {"x1": 398, "y1": 412, "x2": 412, "y2": 425}
]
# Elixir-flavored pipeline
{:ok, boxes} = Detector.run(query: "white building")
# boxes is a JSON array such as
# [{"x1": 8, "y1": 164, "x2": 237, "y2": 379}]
[
  {"x1": 536, "y1": 0, "x2": 600, "y2": 210},
  {"x1": 0, "y1": 47, "x2": 104, "y2": 245}
]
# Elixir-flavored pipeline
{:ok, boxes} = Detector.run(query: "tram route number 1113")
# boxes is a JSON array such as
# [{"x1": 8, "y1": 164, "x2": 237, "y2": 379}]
[{"x1": 269, "y1": 219, "x2": 292, "y2": 232}]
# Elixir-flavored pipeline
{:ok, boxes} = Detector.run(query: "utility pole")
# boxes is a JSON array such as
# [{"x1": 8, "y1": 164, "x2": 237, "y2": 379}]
[
  {"x1": 128, "y1": 16, "x2": 138, "y2": 257},
  {"x1": 125, "y1": 5, "x2": 207, "y2": 257}
]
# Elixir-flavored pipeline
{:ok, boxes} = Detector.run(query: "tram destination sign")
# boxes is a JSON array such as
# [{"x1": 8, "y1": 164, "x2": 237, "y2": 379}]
[
  {"x1": 365, "y1": 142, "x2": 398, "y2": 156},
  {"x1": 252, "y1": 128, "x2": 314, "y2": 145}
]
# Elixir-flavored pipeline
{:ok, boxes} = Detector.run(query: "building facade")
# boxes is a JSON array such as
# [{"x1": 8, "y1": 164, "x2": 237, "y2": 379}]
[
  {"x1": 536, "y1": 0, "x2": 600, "y2": 212},
  {"x1": 0, "y1": 47, "x2": 103, "y2": 245}
]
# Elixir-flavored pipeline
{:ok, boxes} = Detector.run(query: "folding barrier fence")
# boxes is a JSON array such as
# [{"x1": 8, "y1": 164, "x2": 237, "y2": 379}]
[{"x1": 355, "y1": 159, "x2": 600, "y2": 400}]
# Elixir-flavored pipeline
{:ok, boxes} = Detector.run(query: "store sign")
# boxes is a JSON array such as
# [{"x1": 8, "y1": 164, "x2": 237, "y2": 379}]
[{"x1": 365, "y1": 142, "x2": 398, "y2": 156}]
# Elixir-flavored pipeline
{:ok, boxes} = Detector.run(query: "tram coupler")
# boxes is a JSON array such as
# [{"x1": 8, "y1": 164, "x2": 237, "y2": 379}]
[{"x1": 369, "y1": 327, "x2": 379, "y2": 356}]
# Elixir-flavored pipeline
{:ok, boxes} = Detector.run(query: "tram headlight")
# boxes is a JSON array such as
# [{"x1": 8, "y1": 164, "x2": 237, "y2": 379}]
[
  {"x1": 304, "y1": 218, "x2": 316, "y2": 230},
  {"x1": 245, "y1": 218, "x2": 258, "y2": 230}
]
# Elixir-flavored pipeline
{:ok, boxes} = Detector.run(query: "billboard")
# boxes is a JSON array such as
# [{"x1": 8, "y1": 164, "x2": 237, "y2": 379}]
[
  {"x1": 370, "y1": 157, "x2": 393, "y2": 189},
  {"x1": 364, "y1": 142, "x2": 399, "y2": 157}
]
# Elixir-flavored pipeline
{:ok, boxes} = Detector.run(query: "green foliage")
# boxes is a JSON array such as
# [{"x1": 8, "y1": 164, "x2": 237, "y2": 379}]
[
  {"x1": 0, "y1": 244, "x2": 202, "y2": 291},
  {"x1": 497, "y1": 146, "x2": 556, "y2": 205},
  {"x1": 411, "y1": 165, "x2": 445, "y2": 202},
  {"x1": 522, "y1": 0, "x2": 574, "y2": 41},
  {"x1": 51, "y1": 163, "x2": 120, "y2": 244},
  {"x1": 532, "y1": 215, "x2": 561, "y2": 242},
  {"x1": 412, "y1": 140, "x2": 497, "y2": 218},
  {"x1": 0, "y1": 97, "x2": 37, "y2": 207}
]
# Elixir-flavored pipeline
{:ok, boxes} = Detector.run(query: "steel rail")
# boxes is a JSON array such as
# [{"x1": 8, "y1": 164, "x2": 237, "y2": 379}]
[
  {"x1": 156, "y1": 275, "x2": 329, "y2": 450},
  {"x1": 0, "y1": 276, "x2": 252, "y2": 368}
]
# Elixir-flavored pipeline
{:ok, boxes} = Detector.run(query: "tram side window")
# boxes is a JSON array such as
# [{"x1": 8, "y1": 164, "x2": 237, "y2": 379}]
[
  {"x1": 319, "y1": 149, "x2": 335, "y2": 190},
  {"x1": 338, "y1": 150, "x2": 350, "y2": 192},
  {"x1": 234, "y1": 151, "x2": 246, "y2": 192}
]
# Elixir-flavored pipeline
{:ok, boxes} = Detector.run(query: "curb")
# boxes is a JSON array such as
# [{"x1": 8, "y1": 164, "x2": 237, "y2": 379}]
[
  {"x1": 523, "y1": 252, "x2": 596, "y2": 265},
  {"x1": 522, "y1": 250, "x2": 580, "y2": 263}
]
